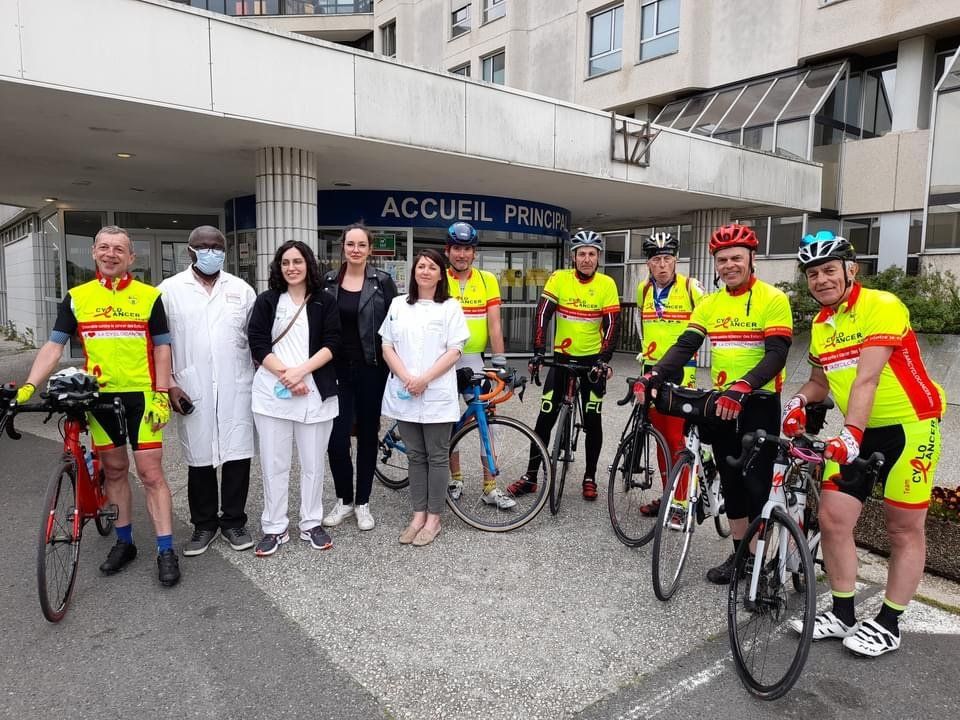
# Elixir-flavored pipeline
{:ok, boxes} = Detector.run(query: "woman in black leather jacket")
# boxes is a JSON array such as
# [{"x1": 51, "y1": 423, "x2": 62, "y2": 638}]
[{"x1": 320, "y1": 223, "x2": 399, "y2": 532}]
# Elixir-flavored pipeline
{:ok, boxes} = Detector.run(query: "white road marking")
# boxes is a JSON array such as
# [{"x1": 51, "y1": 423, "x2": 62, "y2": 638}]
[{"x1": 617, "y1": 658, "x2": 727, "y2": 720}]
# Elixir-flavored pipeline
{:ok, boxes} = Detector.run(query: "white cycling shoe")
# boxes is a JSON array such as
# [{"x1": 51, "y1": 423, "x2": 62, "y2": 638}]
[
  {"x1": 842, "y1": 619, "x2": 901, "y2": 657},
  {"x1": 481, "y1": 488, "x2": 517, "y2": 509},
  {"x1": 788, "y1": 611, "x2": 857, "y2": 640}
]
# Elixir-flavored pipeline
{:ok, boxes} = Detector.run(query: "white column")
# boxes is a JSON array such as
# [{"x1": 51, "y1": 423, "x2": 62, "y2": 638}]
[
  {"x1": 892, "y1": 35, "x2": 936, "y2": 132},
  {"x1": 255, "y1": 147, "x2": 318, "y2": 292},
  {"x1": 689, "y1": 209, "x2": 731, "y2": 367}
]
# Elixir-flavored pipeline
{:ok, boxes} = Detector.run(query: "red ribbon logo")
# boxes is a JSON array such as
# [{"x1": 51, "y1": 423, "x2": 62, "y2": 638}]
[{"x1": 642, "y1": 341, "x2": 657, "y2": 360}]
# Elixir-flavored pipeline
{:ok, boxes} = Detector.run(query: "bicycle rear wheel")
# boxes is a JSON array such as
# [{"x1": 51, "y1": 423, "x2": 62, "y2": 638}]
[
  {"x1": 549, "y1": 405, "x2": 571, "y2": 515},
  {"x1": 608, "y1": 424, "x2": 668, "y2": 547},
  {"x1": 37, "y1": 458, "x2": 81, "y2": 623},
  {"x1": 446, "y1": 417, "x2": 550, "y2": 532},
  {"x1": 651, "y1": 455, "x2": 697, "y2": 601},
  {"x1": 375, "y1": 420, "x2": 409, "y2": 490},
  {"x1": 728, "y1": 506, "x2": 815, "y2": 700}
]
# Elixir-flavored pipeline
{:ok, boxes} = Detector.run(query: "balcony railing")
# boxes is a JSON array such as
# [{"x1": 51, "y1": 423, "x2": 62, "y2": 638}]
[{"x1": 174, "y1": 1, "x2": 373, "y2": 16}]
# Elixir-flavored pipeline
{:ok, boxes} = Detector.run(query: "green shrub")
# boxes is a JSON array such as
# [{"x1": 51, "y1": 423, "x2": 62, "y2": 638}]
[{"x1": 777, "y1": 265, "x2": 960, "y2": 334}]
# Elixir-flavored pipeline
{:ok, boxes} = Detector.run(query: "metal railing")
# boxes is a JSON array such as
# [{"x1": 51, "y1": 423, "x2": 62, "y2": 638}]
[{"x1": 175, "y1": 1, "x2": 373, "y2": 16}]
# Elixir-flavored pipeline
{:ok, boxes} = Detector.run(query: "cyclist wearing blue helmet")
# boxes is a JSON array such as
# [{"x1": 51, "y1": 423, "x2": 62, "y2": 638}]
[
  {"x1": 782, "y1": 229, "x2": 944, "y2": 658},
  {"x1": 444, "y1": 221, "x2": 513, "y2": 509}
]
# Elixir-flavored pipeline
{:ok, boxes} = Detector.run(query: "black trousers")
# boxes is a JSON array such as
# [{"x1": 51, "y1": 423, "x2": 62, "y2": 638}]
[
  {"x1": 188, "y1": 458, "x2": 251, "y2": 531},
  {"x1": 328, "y1": 362, "x2": 388, "y2": 506}
]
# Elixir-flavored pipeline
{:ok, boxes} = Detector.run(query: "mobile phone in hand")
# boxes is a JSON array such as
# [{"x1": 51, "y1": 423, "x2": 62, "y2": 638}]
[{"x1": 179, "y1": 397, "x2": 195, "y2": 415}]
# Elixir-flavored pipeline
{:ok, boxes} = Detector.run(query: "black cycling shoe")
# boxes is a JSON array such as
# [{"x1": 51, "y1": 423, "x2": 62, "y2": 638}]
[
  {"x1": 705, "y1": 551, "x2": 739, "y2": 585},
  {"x1": 99, "y1": 540, "x2": 137, "y2": 575},
  {"x1": 157, "y1": 549, "x2": 181, "y2": 587}
]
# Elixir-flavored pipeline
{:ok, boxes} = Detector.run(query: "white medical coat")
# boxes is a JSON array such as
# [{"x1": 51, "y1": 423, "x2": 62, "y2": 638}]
[{"x1": 158, "y1": 268, "x2": 257, "y2": 467}]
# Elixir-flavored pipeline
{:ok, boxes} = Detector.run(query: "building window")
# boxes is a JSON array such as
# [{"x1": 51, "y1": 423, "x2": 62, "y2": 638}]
[
  {"x1": 451, "y1": 4, "x2": 470, "y2": 38},
  {"x1": 482, "y1": 51, "x2": 505, "y2": 85},
  {"x1": 588, "y1": 5, "x2": 623, "y2": 77},
  {"x1": 640, "y1": 0, "x2": 679, "y2": 62},
  {"x1": 381, "y1": 20, "x2": 396, "y2": 58},
  {"x1": 482, "y1": 0, "x2": 505, "y2": 24},
  {"x1": 450, "y1": 63, "x2": 471, "y2": 77}
]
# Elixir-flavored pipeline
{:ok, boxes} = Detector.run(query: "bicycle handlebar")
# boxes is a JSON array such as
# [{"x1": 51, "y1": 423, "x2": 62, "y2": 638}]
[
  {"x1": 617, "y1": 377, "x2": 639, "y2": 406},
  {"x1": 465, "y1": 368, "x2": 527, "y2": 405},
  {"x1": 530, "y1": 358, "x2": 604, "y2": 387},
  {"x1": 0, "y1": 392, "x2": 126, "y2": 443}
]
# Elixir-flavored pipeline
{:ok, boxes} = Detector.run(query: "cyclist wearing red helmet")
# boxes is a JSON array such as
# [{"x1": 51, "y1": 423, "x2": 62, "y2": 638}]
[{"x1": 635, "y1": 223, "x2": 793, "y2": 584}]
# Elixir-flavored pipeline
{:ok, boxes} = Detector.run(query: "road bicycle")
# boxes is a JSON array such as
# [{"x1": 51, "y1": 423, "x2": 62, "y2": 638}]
[
  {"x1": 531, "y1": 359, "x2": 601, "y2": 515},
  {"x1": 0, "y1": 380, "x2": 124, "y2": 623},
  {"x1": 648, "y1": 383, "x2": 731, "y2": 601},
  {"x1": 725, "y1": 413, "x2": 883, "y2": 700},
  {"x1": 606, "y1": 378, "x2": 670, "y2": 547},
  {"x1": 375, "y1": 368, "x2": 551, "y2": 532}
]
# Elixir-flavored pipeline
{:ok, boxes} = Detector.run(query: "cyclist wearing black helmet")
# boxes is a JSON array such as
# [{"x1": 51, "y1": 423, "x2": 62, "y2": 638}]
[
  {"x1": 634, "y1": 232, "x2": 704, "y2": 516},
  {"x1": 509, "y1": 229, "x2": 620, "y2": 501},
  {"x1": 782, "y1": 230, "x2": 944, "y2": 658},
  {"x1": 444, "y1": 221, "x2": 514, "y2": 509}
]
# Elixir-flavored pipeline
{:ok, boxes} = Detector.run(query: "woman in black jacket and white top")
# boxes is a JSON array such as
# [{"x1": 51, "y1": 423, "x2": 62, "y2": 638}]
[
  {"x1": 320, "y1": 223, "x2": 398, "y2": 532},
  {"x1": 247, "y1": 240, "x2": 340, "y2": 557}
]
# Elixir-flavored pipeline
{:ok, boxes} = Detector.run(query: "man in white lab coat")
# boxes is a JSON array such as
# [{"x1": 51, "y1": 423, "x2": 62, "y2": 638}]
[{"x1": 158, "y1": 226, "x2": 257, "y2": 556}]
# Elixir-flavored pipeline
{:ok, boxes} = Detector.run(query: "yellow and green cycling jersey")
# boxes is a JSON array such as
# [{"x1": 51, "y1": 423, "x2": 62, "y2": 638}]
[
  {"x1": 687, "y1": 277, "x2": 792, "y2": 392},
  {"x1": 537, "y1": 269, "x2": 620, "y2": 357},
  {"x1": 447, "y1": 268, "x2": 501, "y2": 355},
  {"x1": 637, "y1": 273, "x2": 703, "y2": 387}
]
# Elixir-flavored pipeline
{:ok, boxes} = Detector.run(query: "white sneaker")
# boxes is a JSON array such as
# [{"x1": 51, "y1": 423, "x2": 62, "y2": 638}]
[
  {"x1": 355, "y1": 503, "x2": 375, "y2": 531},
  {"x1": 448, "y1": 480, "x2": 463, "y2": 500},
  {"x1": 842, "y1": 619, "x2": 901, "y2": 657},
  {"x1": 322, "y1": 499, "x2": 354, "y2": 528},
  {"x1": 788, "y1": 611, "x2": 857, "y2": 640},
  {"x1": 481, "y1": 488, "x2": 517, "y2": 509}
]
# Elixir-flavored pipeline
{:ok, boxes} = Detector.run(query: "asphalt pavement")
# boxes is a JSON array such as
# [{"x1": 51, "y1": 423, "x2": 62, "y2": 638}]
[{"x1": 1, "y1": 343, "x2": 958, "y2": 720}]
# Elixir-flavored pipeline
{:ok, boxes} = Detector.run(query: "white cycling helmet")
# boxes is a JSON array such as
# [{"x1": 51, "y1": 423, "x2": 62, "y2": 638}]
[{"x1": 571, "y1": 229, "x2": 603, "y2": 251}]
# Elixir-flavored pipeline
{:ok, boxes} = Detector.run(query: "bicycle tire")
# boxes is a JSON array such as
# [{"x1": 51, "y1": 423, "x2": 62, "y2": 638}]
[
  {"x1": 549, "y1": 405, "x2": 571, "y2": 515},
  {"x1": 94, "y1": 468, "x2": 114, "y2": 536},
  {"x1": 727, "y1": 506, "x2": 815, "y2": 701},
  {"x1": 37, "y1": 458, "x2": 81, "y2": 623},
  {"x1": 651, "y1": 455, "x2": 697, "y2": 601},
  {"x1": 445, "y1": 416, "x2": 551, "y2": 532},
  {"x1": 375, "y1": 421, "x2": 409, "y2": 490},
  {"x1": 607, "y1": 423, "x2": 669, "y2": 547}
]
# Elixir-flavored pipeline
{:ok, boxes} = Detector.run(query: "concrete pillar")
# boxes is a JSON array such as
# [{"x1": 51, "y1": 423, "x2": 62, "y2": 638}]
[
  {"x1": 892, "y1": 35, "x2": 936, "y2": 131},
  {"x1": 689, "y1": 208, "x2": 731, "y2": 367},
  {"x1": 255, "y1": 147, "x2": 318, "y2": 292},
  {"x1": 877, "y1": 211, "x2": 910, "y2": 271}
]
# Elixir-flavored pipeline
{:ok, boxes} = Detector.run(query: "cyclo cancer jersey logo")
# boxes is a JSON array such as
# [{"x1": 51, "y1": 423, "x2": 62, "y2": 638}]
[
  {"x1": 822, "y1": 330, "x2": 862, "y2": 349},
  {"x1": 908, "y1": 422, "x2": 938, "y2": 490},
  {"x1": 713, "y1": 316, "x2": 754, "y2": 330},
  {"x1": 93, "y1": 305, "x2": 140, "y2": 319}
]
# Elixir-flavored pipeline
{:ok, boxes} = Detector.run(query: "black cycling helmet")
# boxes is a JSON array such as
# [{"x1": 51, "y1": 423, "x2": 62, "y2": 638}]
[
  {"x1": 643, "y1": 232, "x2": 679, "y2": 259},
  {"x1": 447, "y1": 221, "x2": 479, "y2": 246},
  {"x1": 797, "y1": 230, "x2": 856, "y2": 271},
  {"x1": 46, "y1": 369, "x2": 100, "y2": 401},
  {"x1": 571, "y1": 229, "x2": 603, "y2": 251}
]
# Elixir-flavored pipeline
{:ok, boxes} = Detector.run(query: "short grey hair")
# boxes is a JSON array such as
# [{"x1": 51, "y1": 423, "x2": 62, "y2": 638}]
[{"x1": 94, "y1": 225, "x2": 133, "y2": 252}]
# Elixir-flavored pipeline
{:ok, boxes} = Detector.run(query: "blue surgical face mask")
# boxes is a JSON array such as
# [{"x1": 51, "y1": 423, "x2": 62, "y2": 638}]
[{"x1": 190, "y1": 247, "x2": 225, "y2": 275}]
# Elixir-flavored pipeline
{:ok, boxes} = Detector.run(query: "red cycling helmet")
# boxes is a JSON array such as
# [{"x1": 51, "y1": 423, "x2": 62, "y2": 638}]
[{"x1": 709, "y1": 224, "x2": 759, "y2": 255}]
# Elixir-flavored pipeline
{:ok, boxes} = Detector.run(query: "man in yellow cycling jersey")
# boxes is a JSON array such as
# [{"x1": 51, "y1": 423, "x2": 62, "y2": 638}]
[
  {"x1": 636, "y1": 231, "x2": 704, "y2": 516},
  {"x1": 635, "y1": 224, "x2": 792, "y2": 584},
  {"x1": 782, "y1": 231, "x2": 944, "y2": 657},
  {"x1": 444, "y1": 221, "x2": 514, "y2": 509},
  {"x1": 15, "y1": 225, "x2": 180, "y2": 587},
  {"x1": 510, "y1": 229, "x2": 620, "y2": 501}
]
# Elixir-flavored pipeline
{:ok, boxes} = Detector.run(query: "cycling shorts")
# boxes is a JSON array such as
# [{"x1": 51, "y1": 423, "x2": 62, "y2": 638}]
[
  {"x1": 823, "y1": 418, "x2": 940, "y2": 509},
  {"x1": 89, "y1": 391, "x2": 163, "y2": 452}
]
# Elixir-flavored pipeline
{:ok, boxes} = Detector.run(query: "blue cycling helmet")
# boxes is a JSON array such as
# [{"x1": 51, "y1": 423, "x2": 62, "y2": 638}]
[
  {"x1": 447, "y1": 221, "x2": 479, "y2": 246},
  {"x1": 797, "y1": 230, "x2": 856, "y2": 270}
]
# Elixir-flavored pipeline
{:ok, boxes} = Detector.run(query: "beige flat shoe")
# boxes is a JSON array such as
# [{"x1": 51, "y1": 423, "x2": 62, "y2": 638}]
[
  {"x1": 412, "y1": 525, "x2": 441, "y2": 547},
  {"x1": 399, "y1": 524, "x2": 422, "y2": 545}
]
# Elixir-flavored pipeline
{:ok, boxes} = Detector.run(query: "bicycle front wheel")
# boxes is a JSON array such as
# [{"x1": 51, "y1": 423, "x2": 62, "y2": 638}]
[
  {"x1": 727, "y1": 506, "x2": 815, "y2": 700},
  {"x1": 446, "y1": 417, "x2": 550, "y2": 532},
  {"x1": 651, "y1": 455, "x2": 697, "y2": 601},
  {"x1": 375, "y1": 420, "x2": 409, "y2": 490},
  {"x1": 607, "y1": 424, "x2": 669, "y2": 547},
  {"x1": 549, "y1": 405, "x2": 572, "y2": 515},
  {"x1": 37, "y1": 458, "x2": 81, "y2": 623}
]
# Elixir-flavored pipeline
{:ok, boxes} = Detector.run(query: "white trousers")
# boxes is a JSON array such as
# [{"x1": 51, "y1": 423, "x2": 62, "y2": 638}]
[{"x1": 254, "y1": 413, "x2": 333, "y2": 534}]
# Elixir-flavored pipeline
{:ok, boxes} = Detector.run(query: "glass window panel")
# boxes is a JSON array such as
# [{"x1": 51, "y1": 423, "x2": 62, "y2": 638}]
[
  {"x1": 769, "y1": 216, "x2": 803, "y2": 255},
  {"x1": 842, "y1": 217, "x2": 874, "y2": 255},
  {"x1": 712, "y1": 81, "x2": 772, "y2": 134},
  {"x1": 450, "y1": 63, "x2": 470, "y2": 77},
  {"x1": 641, "y1": 3, "x2": 656, "y2": 39},
  {"x1": 640, "y1": 32, "x2": 678, "y2": 61},
  {"x1": 678, "y1": 224, "x2": 692, "y2": 260},
  {"x1": 775, "y1": 119, "x2": 809, "y2": 160},
  {"x1": 654, "y1": 99, "x2": 688, "y2": 126},
  {"x1": 671, "y1": 95, "x2": 712, "y2": 131},
  {"x1": 780, "y1": 65, "x2": 841, "y2": 121},
  {"x1": 742, "y1": 125, "x2": 774, "y2": 152},
  {"x1": 591, "y1": 9, "x2": 613, "y2": 55},
  {"x1": 451, "y1": 5, "x2": 470, "y2": 38},
  {"x1": 931, "y1": 90, "x2": 960, "y2": 194},
  {"x1": 844, "y1": 72, "x2": 862, "y2": 127},
  {"x1": 590, "y1": 51, "x2": 622, "y2": 77},
  {"x1": 735, "y1": 218, "x2": 769, "y2": 255},
  {"x1": 691, "y1": 87, "x2": 742, "y2": 135},
  {"x1": 925, "y1": 208, "x2": 960, "y2": 250},
  {"x1": 613, "y1": 5, "x2": 623, "y2": 45},
  {"x1": 747, "y1": 73, "x2": 804, "y2": 127},
  {"x1": 657, "y1": 0, "x2": 679, "y2": 33},
  {"x1": 483, "y1": 52, "x2": 505, "y2": 84},
  {"x1": 381, "y1": 21, "x2": 396, "y2": 57},
  {"x1": 908, "y1": 212, "x2": 923, "y2": 254},
  {"x1": 714, "y1": 129, "x2": 741, "y2": 144},
  {"x1": 483, "y1": 0, "x2": 505, "y2": 23},
  {"x1": 41, "y1": 213, "x2": 62, "y2": 300}
]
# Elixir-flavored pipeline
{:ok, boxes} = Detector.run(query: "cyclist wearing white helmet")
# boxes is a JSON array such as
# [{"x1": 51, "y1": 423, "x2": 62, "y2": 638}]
[
  {"x1": 634, "y1": 232, "x2": 704, "y2": 516},
  {"x1": 509, "y1": 229, "x2": 621, "y2": 501},
  {"x1": 782, "y1": 230, "x2": 944, "y2": 658}
]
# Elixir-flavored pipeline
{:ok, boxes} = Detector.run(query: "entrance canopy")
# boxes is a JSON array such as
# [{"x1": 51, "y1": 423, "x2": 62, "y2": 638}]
[{"x1": 0, "y1": 0, "x2": 821, "y2": 229}]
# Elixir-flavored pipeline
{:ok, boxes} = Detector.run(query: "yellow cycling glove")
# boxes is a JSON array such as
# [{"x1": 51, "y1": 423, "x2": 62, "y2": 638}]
[
  {"x1": 146, "y1": 390, "x2": 171, "y2": 428},
  {"x1": 15, "y1": 383, "x2": 35, "y2": 404}
]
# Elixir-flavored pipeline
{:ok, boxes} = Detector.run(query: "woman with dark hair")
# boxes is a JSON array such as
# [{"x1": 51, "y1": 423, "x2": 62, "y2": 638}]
[
  {"x1": 378, "y1": 248, "x2": 469, "y2": 546},
  {"x1": 247, "y1": 240, "x2": 341, "y2": 557},
  {"x1": 320, "y1": 223, "x2": 398, "y2": 532}
]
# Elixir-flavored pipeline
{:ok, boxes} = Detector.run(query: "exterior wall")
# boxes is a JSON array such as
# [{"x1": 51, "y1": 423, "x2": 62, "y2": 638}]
[
  {"x1": 248, "y1": 14, "x2": 374, "y2": 40},
  {"x1": 2, "y1": 234, "x2": 42, "y2": 344},
  {"x1": 839, "y1": 130, "x2": 929, "y2": 215}
]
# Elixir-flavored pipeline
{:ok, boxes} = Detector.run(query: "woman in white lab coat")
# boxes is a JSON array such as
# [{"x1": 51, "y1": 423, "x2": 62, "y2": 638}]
[{"x1": 379, "y1": 248, "x2": 469, "y2": 547}]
